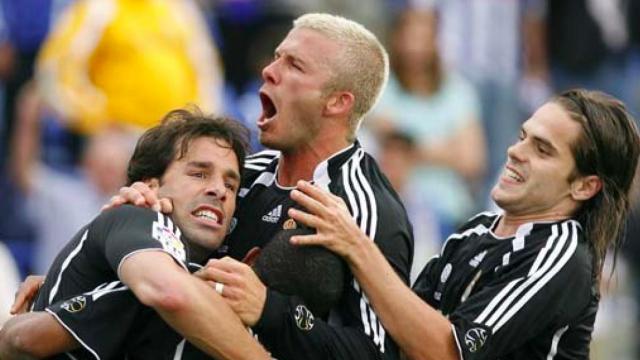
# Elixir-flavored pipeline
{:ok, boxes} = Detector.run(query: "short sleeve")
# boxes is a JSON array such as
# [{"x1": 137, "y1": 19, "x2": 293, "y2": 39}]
[
  {"x1": 412, "y1": 255, "x2": 444, "y2": 307},
  {"x1": 95, "y1": 205, "x2": 188, "y2": 275}
]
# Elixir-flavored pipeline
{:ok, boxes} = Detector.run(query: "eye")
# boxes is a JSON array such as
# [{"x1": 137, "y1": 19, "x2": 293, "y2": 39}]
[
  {"x1": 537, "y1": 144, "x2": 550, "y2": 156},
  {"x1": 190, "y1": 172, "x2": 206, "y2": 179},
  {"x1": 289, "y1": 59, "x2": 303, "y2": 71},
  {"x1": 225, "y1": 182, "x2": 237, "y2": 192},
  {"x1": 518, "y1": 130, "x2": 525, "y2": 141}
]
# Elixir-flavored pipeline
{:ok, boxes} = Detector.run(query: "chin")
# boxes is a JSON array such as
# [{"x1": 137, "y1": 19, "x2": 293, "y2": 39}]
[{"x1": 258, "y1": 134, "x2": 279, "y2": 149}]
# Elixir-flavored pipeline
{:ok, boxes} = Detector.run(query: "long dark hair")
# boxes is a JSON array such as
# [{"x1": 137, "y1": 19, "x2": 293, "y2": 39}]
[
  {"x1": 555, "y1": 89, "x2": 640, "y2": 272},
  {"x1": 389, "y1": 8, "x2": 443, "y2": 95},
  {"x1": 127, "y1": 107, "x2": 250, "y2": 185}
]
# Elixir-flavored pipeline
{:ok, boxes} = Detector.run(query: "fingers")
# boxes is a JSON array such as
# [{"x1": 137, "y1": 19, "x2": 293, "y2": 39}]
[
  {"x1": 210, "y1": 257, "x2": 250, "y2": 273},
  {"x1": 11, "y1": 275, "x2": 45, "y2": 314},
  {"x1": 294, "y1": 180, "x2": 334, "y2": 206},
  {"x1": 287, "y1": 207, "x2": 322, "y2": 229},
  {"x1": 158, "y1": 198, "x2": 173, "y2": 214},
  {"x1": 199, "y1": 258, "x2": 250, "y2": 283},
  {"x1": 101, "y1": 182, "x2": 170, "y2": 213},
  {"x1": 196, "y1": 263, "x2": 235, "y2": 283},
  {"x1": 130, "y1": 182, "x2": 160, "y2": 210},
  {"x1": 289, "y1": 233, "x2": 323, "y2": 246},
  {"x1": 293, "y1": 181, "x2": 350, "y2": 213},
  {"x1": 101, "y1": 194, "x2": 127, "y2": 212},
  {"x1": 290, "y1": 189, "x2": 325, "y2": 219}
]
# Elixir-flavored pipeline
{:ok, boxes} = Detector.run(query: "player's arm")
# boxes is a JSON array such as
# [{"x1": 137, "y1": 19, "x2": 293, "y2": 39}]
[
  {"x1": 0, "y1": 312, "x2": 79, "y2": 359},
  {"x1": 119, "y1": 251, "x2": 270, "y2": 360},
  {"x1": 289, "y1": 181, "x2": 458, "y2": 360}
]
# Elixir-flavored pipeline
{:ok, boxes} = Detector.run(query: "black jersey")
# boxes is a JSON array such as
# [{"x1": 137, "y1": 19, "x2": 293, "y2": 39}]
[
  {"x1": 32, "y1": 205, "x2": 208, "y2": 360},
  {"x1": 413, "y1": 212, "x2": 598, "y2": 360},
  {"x1": 220, "y1": 142, "x2": 414, "y2": 360}
]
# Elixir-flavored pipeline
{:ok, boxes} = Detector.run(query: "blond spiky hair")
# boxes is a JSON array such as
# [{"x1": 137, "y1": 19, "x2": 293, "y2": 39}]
[{"x1": 293, "y1": 13, "x2": 389, "y2": 138}]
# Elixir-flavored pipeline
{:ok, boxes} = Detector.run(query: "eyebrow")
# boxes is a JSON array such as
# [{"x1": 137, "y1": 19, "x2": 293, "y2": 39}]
[
  {"x1": 186, "y1": 161, "x2": 241, "y2": 182},
  {"x1": 275, "y1": 49, "x2": 307, "y2": 67}
]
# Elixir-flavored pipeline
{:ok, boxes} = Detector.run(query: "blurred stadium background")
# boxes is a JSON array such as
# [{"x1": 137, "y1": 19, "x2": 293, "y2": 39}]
[{"x1": 0, "y1": 1, "x2": 638, "y2": 358}]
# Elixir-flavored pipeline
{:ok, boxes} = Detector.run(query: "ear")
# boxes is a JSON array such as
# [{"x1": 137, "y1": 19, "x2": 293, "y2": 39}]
[
  {"x1": 145, "y1": 178, "x2": 160, "y2": 191},
  {"x1": 323, "y1": 91, "x2": 355, "y2": 118},
  {"x1": 570, "y1": 175, "x2": 602, "y2": 201}
]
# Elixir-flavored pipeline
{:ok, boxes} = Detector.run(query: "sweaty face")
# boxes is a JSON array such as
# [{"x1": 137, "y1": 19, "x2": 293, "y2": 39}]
[
  {"x1": 158, "y1": 137, "x2": 240, "y2": 259},
  {"x1": 257, "y1": 28, "x2": 340, "y2": 152},
  {"x1": 491, "y1": 102, "x2": 583, "y2": 218}
]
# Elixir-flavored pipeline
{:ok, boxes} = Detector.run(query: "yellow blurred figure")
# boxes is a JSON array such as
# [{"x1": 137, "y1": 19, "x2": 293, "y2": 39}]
[{"x1": 36, "y1": 0, "x2": 222, "y2": 134}]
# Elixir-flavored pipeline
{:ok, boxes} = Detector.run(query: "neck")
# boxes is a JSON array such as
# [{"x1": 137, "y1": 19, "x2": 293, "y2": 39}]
[
  {"x1": 188, "y1": 243, "x2": 211, "y2": 265},
  {"x1": 494, "y1": 212, "x2": 572, "y2": 237},
  {"x1": 277, "y1": 132, "x2": 351, "y2": 187}
]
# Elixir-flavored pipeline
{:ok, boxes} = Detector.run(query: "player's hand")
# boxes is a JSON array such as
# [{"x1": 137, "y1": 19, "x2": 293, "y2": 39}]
[
  {"x1": 195, "y1": 257, "x2": 266, "y2": 327},
  {"x1": 11, "y1": 275, "x2": 45, "y2": 314},
  {"x1": 288, "y1": 180, "x2": 370, "y2": 264},
  {"x1": 101, "y1": 181, "x2": 173, "y2": 213}
]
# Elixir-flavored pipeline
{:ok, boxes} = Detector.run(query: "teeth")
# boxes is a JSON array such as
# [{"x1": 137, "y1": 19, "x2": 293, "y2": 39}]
[
  {"x1": 505, "y1": 168, "x2": 524, "y2": 182},
  {"x1": 195, "y1": 210, "x2": 219, "y2": 223}
]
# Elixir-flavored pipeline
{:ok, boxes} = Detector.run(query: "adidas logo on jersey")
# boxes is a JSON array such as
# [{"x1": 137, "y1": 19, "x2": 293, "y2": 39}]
[{"x1": 262, "y1": 205, "x2": 282, "y2": 223}]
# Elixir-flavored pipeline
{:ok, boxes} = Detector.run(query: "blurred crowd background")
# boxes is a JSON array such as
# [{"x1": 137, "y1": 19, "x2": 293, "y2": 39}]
[{"x1": 0, "y1": 0, "x2": 639, "y2": 358}]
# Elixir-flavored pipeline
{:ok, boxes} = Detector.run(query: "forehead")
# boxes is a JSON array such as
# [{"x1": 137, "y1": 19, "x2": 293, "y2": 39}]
[
  {"x1": 178, "y1": 137, "x2": 238, "y2": 170},
  {"x1": 523, "y1": 102, "x2": 583, "y2": 154},
  {"x1": 277, "y1": 28, "x2": 340, "y2": 64}
]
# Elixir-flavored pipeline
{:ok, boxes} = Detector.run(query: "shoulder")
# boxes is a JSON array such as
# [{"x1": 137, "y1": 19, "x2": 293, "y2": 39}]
[
  {"x1": 331, "y1": 149, "x2": 406, "y2": 218},
  {"x1": 456, "y1": 211, "x2": 500, "y2": 234},
  {"x1": 244, "y1": 150, "x2": 280, "y2": 171},
  {"x1": 241, "y1": 150, "x2": 280, "y2": 184},
  {"x1": 515, "y1": 219, "x2": 593, "y2": 292},
  {"x1": 98, "y1": 205, "x2": 158, "y2": 223},
  {"x1": 91, "y1": 205, "x2": 167, "y2": 237}
]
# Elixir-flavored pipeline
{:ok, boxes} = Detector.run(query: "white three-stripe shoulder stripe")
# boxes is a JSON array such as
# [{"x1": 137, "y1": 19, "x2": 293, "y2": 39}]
[
  {"x1": 474, "y1": 221, "x2": 579, "y2": 333},
  {"x1": 341, "y1": 148, "x2": 377, "y2": 239},
  {"x1": 244, "y1": 150, "x2": 280, "y2": 171},
  {"x1": 340, "y1": 149, "x2": 386, "y2": 352},
  {"x1": 439, "y1": 223, "x2": 490, "y2": 257}
]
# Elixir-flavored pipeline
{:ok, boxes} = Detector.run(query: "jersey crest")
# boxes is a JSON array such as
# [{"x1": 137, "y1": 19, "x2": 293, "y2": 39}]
[{"x1": 152, "y1": 215, "x2": 186, "y2": 264}]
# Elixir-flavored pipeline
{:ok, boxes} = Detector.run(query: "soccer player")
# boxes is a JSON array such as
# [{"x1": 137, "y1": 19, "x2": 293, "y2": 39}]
[
  {"x1": 0, "y1": 109, "x2": 270, "y2": 359},
  {"x1": 287, "y1": 89, "x2": 640, "y2": 360},
  {"x1": 95, "y1": 12, "x2": 412, "y2": 360}
]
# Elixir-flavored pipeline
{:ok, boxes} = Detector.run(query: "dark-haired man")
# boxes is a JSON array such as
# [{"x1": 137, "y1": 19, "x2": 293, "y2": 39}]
[
  {"x1": 287, "y1": 89, "x2": 640, "y2": 359},
  {"x1": 0, "y1": 109, "x2": 270, "y2": 359}
]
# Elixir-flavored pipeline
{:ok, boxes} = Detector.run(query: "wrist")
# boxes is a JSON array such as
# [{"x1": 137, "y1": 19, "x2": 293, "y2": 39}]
[
  {"x1": 247, "y1": 284, "x2": 267, "y2": 327},
  {"x1": 347, "y1": 236, "x2": 375, "y2": 272}
]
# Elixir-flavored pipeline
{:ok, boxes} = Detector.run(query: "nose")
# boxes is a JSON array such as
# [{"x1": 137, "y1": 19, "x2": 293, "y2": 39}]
[
  {"x1": 261, "y1": 59, "x2": 280, "y2": 85},
  {"x1": 205, "y1": 178, "x2": 227, "y2": 202},
  {"x1": 506, "y1": 140, "x2": 526, "y2": 163}
]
